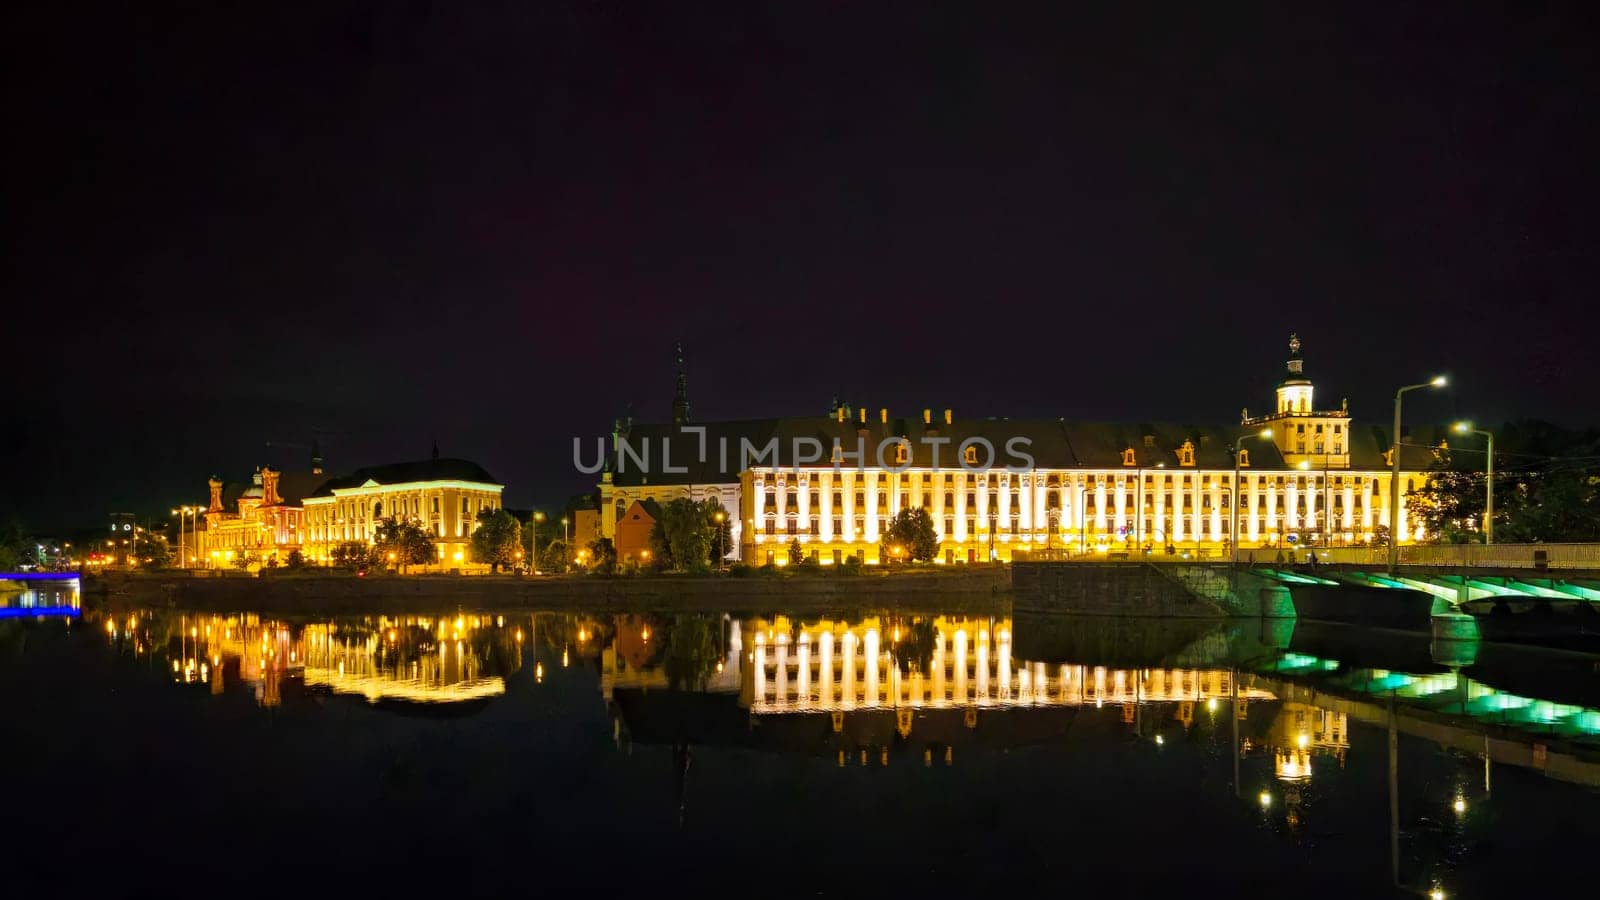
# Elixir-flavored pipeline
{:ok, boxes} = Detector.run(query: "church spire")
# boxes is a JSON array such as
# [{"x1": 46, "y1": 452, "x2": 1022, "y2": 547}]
[{"x1": 671, "y1": 341, "x2": 690, "y2": 426}]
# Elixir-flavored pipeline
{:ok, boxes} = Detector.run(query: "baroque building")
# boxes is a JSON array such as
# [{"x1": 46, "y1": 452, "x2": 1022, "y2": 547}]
[
  {"x1": 597, "y1": 336, "x2": 1441, "y2": 564},
  {"x1": 199, "y1": 456, "x2": 331, "y2": 567},
  {"x1": 300, "y1": 454, "x2": 504, "y2": 567}
]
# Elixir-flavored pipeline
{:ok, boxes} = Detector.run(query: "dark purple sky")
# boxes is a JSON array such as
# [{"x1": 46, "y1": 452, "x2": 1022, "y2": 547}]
[{"x1": 5, "y1": 2, "x2": 1598, "y2": 529}]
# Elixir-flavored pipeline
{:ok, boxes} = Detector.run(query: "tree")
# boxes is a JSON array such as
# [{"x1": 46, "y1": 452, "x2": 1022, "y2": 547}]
[
  {"x1": 586, "y1": 537, "x2": 617, "y2": 575},
  {"x1": 539, "y1": 539, "x2": 569, "y2": 574},
  {"x1": 0, "y1": 521, "x2": 30, "y2": 571},
  {"x1": 373, "y1": 517, "x2": 435, "y2": 572},
  {"x1": 471, "y1": 508, "x2": 522, "y2": 572},
  {"x1": 1408, "y1": 470, "x2": 1487, "y2": 544},
  {"x1": 331, "y1": 540, "x2": 372, "y2": 568},
  {"x1": 882, "y1": 507, "x2": 938, "y2": 562},
  {"x1": 134, "y1": 536, "x2": 170, "y2": 568},
  {"x1": 787, "y1": 538, "x2": 804, "y2": 566},
  {"x1": 231, "y1": 551, "x2": 253, "y2": 571},
  {"x1": 648, "y1": 498, "x2": 725, "y2": 573},
  {"x1": 285, "y1": 549, "x2": 306, "y2": 569}
]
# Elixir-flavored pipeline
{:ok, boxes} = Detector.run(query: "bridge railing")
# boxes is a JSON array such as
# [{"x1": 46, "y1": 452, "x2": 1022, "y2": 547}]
[{"x1": 1396, "y1": 543, "x2": 1600, "y2": 570}]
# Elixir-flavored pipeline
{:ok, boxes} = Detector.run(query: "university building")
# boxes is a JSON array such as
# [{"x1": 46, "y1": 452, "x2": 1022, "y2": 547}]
[
  {"x1": 597, "y1": 336, "x2": 1441, "y2": 564},
  {"x1": 301, "y1": 454, "x2": 504, "y2": 566},
  {"x1": 199, "y1": 447, "x2": 504, "y2": 568}
]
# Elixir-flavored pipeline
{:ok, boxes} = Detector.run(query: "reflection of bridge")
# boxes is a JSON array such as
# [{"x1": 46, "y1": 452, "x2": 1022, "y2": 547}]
[
  {"x1": 0, "y1": 574, "x2": 80, "y2": 618},
  {"x1": 1256, "y1": 651, "x2": 1600, "y2": 787}
]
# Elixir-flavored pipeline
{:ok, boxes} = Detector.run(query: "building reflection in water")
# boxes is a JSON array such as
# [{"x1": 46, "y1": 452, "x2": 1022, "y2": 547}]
[
  {"x1": 102, "y1": 611, "x2": 517, "y2": 707},
  {"x1": 738, "y1": 614, "x2": 1275, "y2": 715}
]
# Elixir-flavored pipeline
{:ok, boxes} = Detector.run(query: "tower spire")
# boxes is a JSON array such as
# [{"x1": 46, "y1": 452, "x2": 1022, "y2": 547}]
[
  {"x1": 1285, "y1": 332, "x2": 1305, "y2": 377},
  {"x1": 672, "y1": 341, "x2": 690, "y2": 426}
]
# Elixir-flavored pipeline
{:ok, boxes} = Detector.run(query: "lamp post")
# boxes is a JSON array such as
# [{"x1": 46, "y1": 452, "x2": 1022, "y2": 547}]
[
  {"x1": 561, "y1": 516, "x2": 570, "y2": 571},
  {"x1": 714, "y1": 510, "x2": 727, "y2": 569},
  {"x1": 1389, "y1": 376, "x2": 1447, "y2": 573},
  {"x1": 531, "y1": 510, "x2": 545, "y2": 574},
  {"x1": 171, "y1": 508, "x2": 184, "y2": 569},
  {"x1": 1454, "y1": 422, "x2": 1495, "y2": 545},
  {"x1": 1231, "y1": 429, "x2": 1273, "y2": 567},
  {"x1": 1076, "y1": 484, "x2": 1088, "y2": 556}
]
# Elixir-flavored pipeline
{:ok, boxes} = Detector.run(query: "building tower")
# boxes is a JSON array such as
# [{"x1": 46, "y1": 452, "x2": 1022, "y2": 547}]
[
  {"x1": 1248, "y1": 333, "x2": 1352, "y2": 472},
  {"x1": 671, "y1": 341, "x2": 690, "y2": 426},
  {"x1": 1276, "y1": 333, "x2": 1314, "y2": 415},
  {"x1": 311, "y1": 440, "x2": 324, "y2": 475}
]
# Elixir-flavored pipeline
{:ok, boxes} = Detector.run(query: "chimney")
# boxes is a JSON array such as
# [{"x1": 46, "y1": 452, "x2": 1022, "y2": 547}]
[
  {"x1": 922, "y1": 408, "x2": 931, "y2": 425},
  {"x1": 859, "y1": 408, "x2": 867, "y2": 425},
  {"x1": 944, "y1": 409, "x2": 952, "y2": 425},
  {"x1": 880, "y1": 408, "x2": 888, "y2": 424},
  {"x1": 836, "y1": 407, "x2": 845, "y2": 423}
]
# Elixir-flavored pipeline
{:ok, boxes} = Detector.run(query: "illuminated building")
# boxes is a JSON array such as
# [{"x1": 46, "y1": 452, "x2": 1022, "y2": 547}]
[
  {"x1": 613, "y1": 500, "x2": 659, "y2": 564},
  {"x1": 300, "y1": 453, "x2": 504, "y2": 567},
  {"x1": 199, "y1": 462, "x2": 331, "y2": 567},
  {"x1": 598, "y1": 335, "x2": 1442, "y2": 563}
]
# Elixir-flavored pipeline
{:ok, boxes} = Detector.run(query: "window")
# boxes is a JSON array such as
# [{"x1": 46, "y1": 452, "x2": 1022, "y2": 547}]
[
  {"x1": 944, "y1": 492, "x2": 954, "y2": 508},
  {"x1": 1122, "y1": 448, "x2": 1137, "y2": 466},
  {"x1": 832, "y1": 492, "x2": 842, "y2": 508},
  {"x1": 854, "y1": 492, "x2": 865, "y2": 507},
  {"x1": 964, "y1": 446, "x2": 978, "y2": 464},
  {"x1": 832, "y1": 518, "x2": 842, "y2": 535},
  {"x1": 1179, "y1": 440, "x2": 1196, "y2": 466},
  {"x1": 894, "y1": 443, "x2": 908, "y2": 464},
  {"x1": 899, "y1": 492, "x2": 909, "y2": 509},
  {"x1": 1238, "y1": 448, "x2": 1251, "y2": 467}
]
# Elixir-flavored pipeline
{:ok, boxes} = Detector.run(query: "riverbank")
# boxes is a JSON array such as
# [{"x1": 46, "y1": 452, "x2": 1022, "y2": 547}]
[{"x1": 85, "y1": 566, "x2": 1013, "y2": 615}]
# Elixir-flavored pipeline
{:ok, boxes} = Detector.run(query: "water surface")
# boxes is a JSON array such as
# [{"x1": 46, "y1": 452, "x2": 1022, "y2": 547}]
[{"x1": 4, "y1": 589, "x2": 1597, "y2": 896}]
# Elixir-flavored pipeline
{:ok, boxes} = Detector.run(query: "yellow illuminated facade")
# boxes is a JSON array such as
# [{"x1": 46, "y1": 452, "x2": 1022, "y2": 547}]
[
  {"x1": 199, "y1": 467, "x2": 315, "y2": 568},
  {"x1": 600, "y1": 336, "x2": 1440, "y2": 564},
  {"x1": 737, "y1": 614, "x2": 1275, "y2": 714},
  {"x1": 300, "y1": 457, "x2": 504, "y2": 567}
]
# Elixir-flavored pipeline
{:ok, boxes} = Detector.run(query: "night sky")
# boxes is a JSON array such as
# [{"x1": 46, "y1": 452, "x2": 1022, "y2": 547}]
[{"x1": 5, "y1": 2, "x2": 1598, "y2": 529}]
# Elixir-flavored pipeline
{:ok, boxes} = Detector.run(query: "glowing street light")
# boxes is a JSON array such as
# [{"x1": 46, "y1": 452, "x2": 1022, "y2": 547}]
[
  {"x1": 1389, "y1": 376, "x2": 1448, "y2": 573},
  {"x1": 1231, "y1": 427, "x2": 1273, "y2": 567},
  {"x1": 1453, "y1": 421, "x2": 1495, "y2": 545}
]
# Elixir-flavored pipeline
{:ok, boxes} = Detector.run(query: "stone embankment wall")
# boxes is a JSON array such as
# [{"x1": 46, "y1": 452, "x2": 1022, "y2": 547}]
[
  {"x1": 1011, "y1": 563, "x2": 1229, "y2": 617},
  {"x1": 88, "y1": 568, "x2": 1011, "y2": 615}
]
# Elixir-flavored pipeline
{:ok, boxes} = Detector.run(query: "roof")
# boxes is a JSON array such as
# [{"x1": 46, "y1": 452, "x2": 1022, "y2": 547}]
[
  {"x1": 308, "y1": 457, "x2": 501, "y2": 497},
  {"x1": 608, "y1": 416, "x2": 1448, "y2": 486},
  {"x1": 216, "y1": 470, "x2": 334, "y2": 510}
]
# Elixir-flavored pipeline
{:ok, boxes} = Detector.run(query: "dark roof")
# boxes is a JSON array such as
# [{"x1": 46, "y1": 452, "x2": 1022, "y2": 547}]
[
  {"x1": 214, "y1": 470, "x2": 333, "y2": 510},
  {"x1": 308, "y1": 457, "x2": 500, "y2": 497},
  {"x1": 609, "y1": 416, "x2": 1446, "y2": 486}
]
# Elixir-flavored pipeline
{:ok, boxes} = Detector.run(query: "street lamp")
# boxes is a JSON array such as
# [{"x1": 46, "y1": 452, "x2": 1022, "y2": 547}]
[
  {"x1": 1231, "y1": 428, "x2": 1273, "y2": 567},
  {"x1": 1390, "y1": 376, "x2": 1447, "y2": 573},
  {"x1": 561, "y1": 516, "x2": 570, "y2": 570},
  {"x1": 1454, "y1": 422, "x2": 1495, "y2": 545},
  {"x1": 531, "y1": 510, "x2": 545, "y2": 574},
  {"x1": 713, "y1": 510, "x2": 727, "y2": 569}
]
